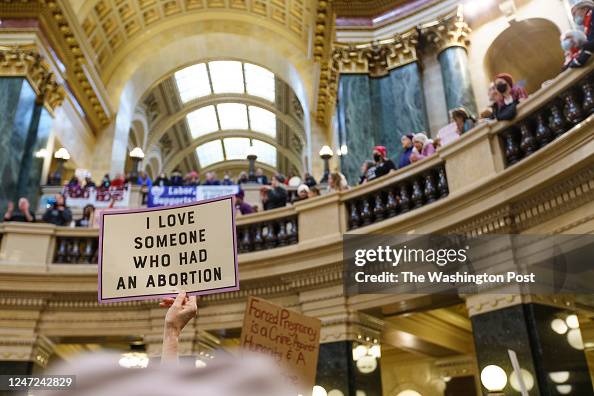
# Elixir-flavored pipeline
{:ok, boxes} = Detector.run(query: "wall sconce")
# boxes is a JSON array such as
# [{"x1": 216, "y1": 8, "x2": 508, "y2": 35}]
[
  {"x1": 352, "y1": 339, "x2": 381, "y2": 374},
  {"x1": 319, "y1": 145, "x2": 333, "y2": 183},
  {"x1": 129, "y1": 147, "x2": 145, "y2": 184},
  {"x1": 480, "y1": 365, "x2": 507, "y2": 395},
  {"x1": 246, "y1": 144, "x2": 258, "y2": 182},
  {"x1": 34, "y1": 148, "x2": 49, "y2": 159}
]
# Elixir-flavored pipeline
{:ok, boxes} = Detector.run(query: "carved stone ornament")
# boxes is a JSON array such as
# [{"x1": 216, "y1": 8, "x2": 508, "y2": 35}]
[
  {"x1": 332, "y1": 29, "x2": 419, "y2": 77},
  {"x1": 421, "y1": 9, "x2": 472, "y2": 53},
  {"x1": 0, "y1": 45, "x2": 65, "y2": 113}
]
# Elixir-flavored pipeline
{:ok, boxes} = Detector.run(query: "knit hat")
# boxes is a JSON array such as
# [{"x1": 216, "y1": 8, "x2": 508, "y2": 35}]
[
  {"x1": 402, "y1": 134, "x2": 414, "y2": 141},
  {"x1": 373, "y1": 146, "x2": 387, "y2": 158},
  {"x1": 297, "y1": 184, "x2": 310, "y2": 195},
  {"x1": 451, "y1": 107, "x2": 470, "y2": 119},
  {"x1": 413, "y1": 133, "x2": 428, "y2": 145},
  {"x1": 495, "y1": 73, "x2": 514, "y2": 88},
  {"x1": 570, "y1": 0, "x2": 594, "y2": 13}
]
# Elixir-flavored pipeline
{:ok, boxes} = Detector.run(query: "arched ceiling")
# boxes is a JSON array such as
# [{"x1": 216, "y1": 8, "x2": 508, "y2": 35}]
[
  {"x1": 134, "y1": 59, "x2": 305, "y2": 176},
  {"x1": 77, "y1": 0, "x2": 312, "y2": 75}
]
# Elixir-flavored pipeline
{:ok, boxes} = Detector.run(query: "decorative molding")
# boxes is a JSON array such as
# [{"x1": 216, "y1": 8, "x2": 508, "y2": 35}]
[
  {"x1": 79, "y1": 0, "x2": 311, "y2": 69},
  {"x1": 315, "y1": 27, "x2": 418, "y2": 123},
  {"x1": 434, "y1": 355, "x2": 476, "y2": 378},
  {"x1": 420, "y1": 7, "x2": 471, "y2": 53},
  {"x1": 465, "y1": 294, "x2": 575, "y2": 317},
  {"x1": 332, "y1": 28, "x2": 419, "y2": 77},
  {"x1": 0, "y1": 1, "x2": 112, "y2": 130},
  {"x1": 0, "y1": 45, "x2": 65, "y2": 114}
]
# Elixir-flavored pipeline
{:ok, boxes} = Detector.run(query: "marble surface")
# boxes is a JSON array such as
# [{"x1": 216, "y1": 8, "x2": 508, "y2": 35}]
[
  {"x1": 471, "y1": 304, "x2": 592, "y2": 395},
  {"x1": 337, "y1": 75, "x2": 375, "y2": 184},
  {"x1": 373, "y1": 63, "x2": 429, "y2": 163},
  {"x1": 439, "y1": 47, "x2": 478, "y2": 117},
  {"x1": 0, "y1": 78, "x2": 37, "y2": 214},
  {"x1": 337, "y1": 64, "x2": 429, "y2": 183},
  {"x1": 17, "y1": 107, "x2": 52, "y2": 208}
]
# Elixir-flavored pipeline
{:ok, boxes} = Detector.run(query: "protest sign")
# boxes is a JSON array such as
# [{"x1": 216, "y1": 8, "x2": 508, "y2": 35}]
[
  {"x1": 148, "y1": 185, "x2": 239, "y2": 207},
  {"x1": 98, "y1": 195, "x2": 238, "y2": 303},
  {"x1": 240, "y1": 296, "x2": 321, "y2": 396}
]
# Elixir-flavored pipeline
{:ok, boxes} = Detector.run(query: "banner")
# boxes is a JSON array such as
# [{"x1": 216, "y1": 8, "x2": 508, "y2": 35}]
[
  {"x1": 55, "y1": 186, "x2": 131, "y2": 208},
  {"x1": 148, "y1": 185, "x2": 239, "y2": 207},
  {"x1": 98, "y1": 195, "x2": 239, "y2": 303},
  {"x1": 240, "y1": 296, "x2": 321, "y2": 396}
]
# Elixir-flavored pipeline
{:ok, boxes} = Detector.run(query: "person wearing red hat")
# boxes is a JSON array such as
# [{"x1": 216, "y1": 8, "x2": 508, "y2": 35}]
[
  {"x1": 365, "y1": 145, "x2": 396, "y2": 182},
  {"x1": 491, "y1": 73, "x2": 528, "y2": 121}
]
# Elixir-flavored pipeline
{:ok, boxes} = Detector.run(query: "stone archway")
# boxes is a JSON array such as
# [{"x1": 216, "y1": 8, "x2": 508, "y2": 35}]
[{"x1": 485, "y1": 18, "x2": 563, "y2": 94}]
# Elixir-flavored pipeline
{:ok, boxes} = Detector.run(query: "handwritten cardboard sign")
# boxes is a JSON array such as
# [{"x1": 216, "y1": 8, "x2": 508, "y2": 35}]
[
  {"x1": 240, "y1": 296, "x2": 321, "y2": 395},
  {"x1": 98, "y1": 196, "x2": 238, "y2": 303}
]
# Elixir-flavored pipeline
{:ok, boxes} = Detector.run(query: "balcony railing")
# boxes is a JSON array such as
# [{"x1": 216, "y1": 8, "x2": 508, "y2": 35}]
[
  {"x1": 343, "y1": 160, "x2": 448, "y2": 230},
  {"x1": 497, "y1": 65, "x2": 594, "y2": 167},
  {"x1": 2, "y1": 63, "x2": 594, "y2": 270}
]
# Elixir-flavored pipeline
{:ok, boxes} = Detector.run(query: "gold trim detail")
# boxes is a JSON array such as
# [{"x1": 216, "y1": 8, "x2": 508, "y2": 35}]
[
  {"x1": 0, "y1": 45, "x2": 65, "y2": 113},
  {"x1": 315, "y1": 28, "x2": 418, "y2": 124},
  {"x1": 0, "y1": 0, "x2": 111, "y2": 130},
  {"x1": 332, "y1": 29, "x2": 419, "y2": 76},
  {"x1": 420, "y1": 8, "x2": 471, "y2": 53}
]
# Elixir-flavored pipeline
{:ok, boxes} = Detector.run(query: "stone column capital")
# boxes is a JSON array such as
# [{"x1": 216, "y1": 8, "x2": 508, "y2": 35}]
[
  {"x1": 421, "y1": 11, "x2": 472, "y2": 54},
  {"x1": 332, "y1": 29, "x2": 419, "y2": 77},
  {"x1": 0, "y1": 45, "x2": 65, "y2": 113}
]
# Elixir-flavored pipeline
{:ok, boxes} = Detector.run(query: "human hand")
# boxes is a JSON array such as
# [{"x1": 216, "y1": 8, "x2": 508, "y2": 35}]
[
  {"x1": 6, "y1": 201, "x2": 14, "y2": 213},
  {"x1": 160, "y1": 291, "x2": 198, "y2": 335}
]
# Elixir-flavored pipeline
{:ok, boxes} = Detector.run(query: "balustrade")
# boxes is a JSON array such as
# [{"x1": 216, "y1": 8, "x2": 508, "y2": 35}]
[
  {"x1": 345, "y1": 163, "x2": 448, "y2": 230},
  {"x1": 499, "y1": 73, "x2": 594, "y2": 166},
  {"x1": 237, "y1": 216, "x2": 298, "y2": 253},
  {"x1": 54, "y1": 237, "x2": 98, "y2": 264}
]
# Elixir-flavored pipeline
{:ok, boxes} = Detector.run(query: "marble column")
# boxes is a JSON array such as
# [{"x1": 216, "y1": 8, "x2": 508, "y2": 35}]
[
  {"x1": 337, "y1": 75, "x2": 375, "y2": 185},
  {"x1": 370, "y1": 63, "x2": 429, "y2": 165},
  {"x1": 438, "y1": 46, "x2": 478, "y2": 117},
  {"x1": 336, "y1": 64, "x2": 429, "y2": 184},
  {"x1": 316, "y1": 341, "x2": 382, "y2": 396},
  {"x1": 471, "y1": 303, "x2": 592, "y2": 395},
  {"x1": 0, "y1": 78, "x2": 38, "y2": 214}
]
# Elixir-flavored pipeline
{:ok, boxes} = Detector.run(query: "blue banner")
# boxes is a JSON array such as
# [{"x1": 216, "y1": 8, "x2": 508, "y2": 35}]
[{"x1": 147, "y1": 185, "x2": 239, "y2": 207}]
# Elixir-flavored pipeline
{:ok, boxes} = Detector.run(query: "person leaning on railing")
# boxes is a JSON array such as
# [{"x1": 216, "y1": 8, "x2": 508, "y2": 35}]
[
  {"x1": 2, "y1": 198, "x2": 35, "y2": 223},
  {"x1": 569, "y1": 0, "x2": 594, "y2": 68},
  {"x1": 42, "y1": 193, "x2": 73, "y2": 226},
  {"x1": 261, "y1": 175, "x2": 287, "y2": 210},
  {"x1": 410, "y1": 133, "x2": 436, "y2": 163},
  {"x1": 75, "y1": 204, "x2": 96, "y2": 227},
  {"x1": 488, "y1": 73, "x2": 528, "y2": 121},
  {"x1": 365, "y1": 146, "x2": 396, "y2": 182}
]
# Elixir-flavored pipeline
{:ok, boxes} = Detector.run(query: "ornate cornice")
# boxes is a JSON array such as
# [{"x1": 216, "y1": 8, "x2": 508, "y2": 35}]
[
  {"x1": 0, "y1": 45, "x2": 65, "y2": 113},
  {"x1": 332, "y1": 28, "x2": 419, "y2": 77},
  {"x1": 315, "y1": 28, "x2": 418, "y2": 123},
  {"x1": 0, "y1": 1, "x2": 111, "y2": 130},
  {"x1": 420, "y1": 8, "x2": 471, "y2": 53}
]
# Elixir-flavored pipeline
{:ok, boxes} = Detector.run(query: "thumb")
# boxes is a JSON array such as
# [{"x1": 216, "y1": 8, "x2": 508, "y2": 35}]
[{"x1": 172, "y1": 291, "x2": 187, "y2": 307}]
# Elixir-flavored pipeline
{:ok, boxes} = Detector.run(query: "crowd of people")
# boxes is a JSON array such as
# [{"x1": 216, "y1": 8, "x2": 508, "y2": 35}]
[
  {"x1": 355, "y1": 71, "x2": 537, "y2": 183},
  {"x1": 3, "y1": 3, "x2": 593, "y2": 227}
]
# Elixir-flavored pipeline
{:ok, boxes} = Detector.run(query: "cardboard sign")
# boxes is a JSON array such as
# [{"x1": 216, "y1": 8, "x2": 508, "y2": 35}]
[
  {"x1": 240, "y1": 296, "x2": 321, "y2": 395},
  {"x1": 98, "y1": 195, "x2": 239, "y2": 303}
]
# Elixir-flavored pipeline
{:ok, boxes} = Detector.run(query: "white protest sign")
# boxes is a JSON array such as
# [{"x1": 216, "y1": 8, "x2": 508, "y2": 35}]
[{"x1": 98, "y1": 195, "x2": 239, "y2": 303}]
